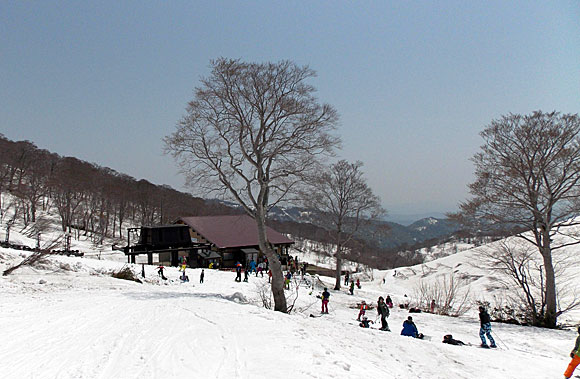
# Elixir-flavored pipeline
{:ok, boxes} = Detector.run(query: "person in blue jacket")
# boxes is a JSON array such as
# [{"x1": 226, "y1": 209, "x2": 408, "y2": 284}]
[{"x1": 401, "y1": 316, "x2": 423, "y2": 339}]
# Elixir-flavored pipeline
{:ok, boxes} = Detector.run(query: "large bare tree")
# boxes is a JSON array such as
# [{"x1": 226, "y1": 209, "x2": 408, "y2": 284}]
[
  {"x1": 164, "y1": 58, "x2": 340, "y2": 312},
  {"x1": 303, "y1": 160, "x2": 384, "y2": 290},
  {"x1": 457, "y1": 111, "x2": 580, "y2": 327}
]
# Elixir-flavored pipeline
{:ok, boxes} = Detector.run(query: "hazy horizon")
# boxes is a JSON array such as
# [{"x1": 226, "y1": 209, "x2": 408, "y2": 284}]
[{"x1": 2, "y1": 1, "x2": 579, "y2": 215}]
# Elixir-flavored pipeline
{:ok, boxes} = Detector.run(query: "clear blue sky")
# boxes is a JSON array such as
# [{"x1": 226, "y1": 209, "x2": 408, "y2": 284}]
[{"x1": 1, "y1": 1, "x2": 579, "y2": 217}]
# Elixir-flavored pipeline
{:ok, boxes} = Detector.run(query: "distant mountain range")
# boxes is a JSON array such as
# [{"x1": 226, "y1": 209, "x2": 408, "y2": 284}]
[{"x1": 267, "y1": 205, "x2": 461, "y2": 250}]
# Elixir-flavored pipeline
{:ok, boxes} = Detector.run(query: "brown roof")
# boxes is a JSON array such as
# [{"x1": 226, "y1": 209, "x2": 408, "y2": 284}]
[{"x1": 179, "y1": 215, "x2": 293, "y2": 249}]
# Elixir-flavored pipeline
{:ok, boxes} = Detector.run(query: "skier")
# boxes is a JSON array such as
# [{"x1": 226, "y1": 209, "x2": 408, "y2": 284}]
[
  {"x1": 401, "y1": 316, "x2": 423, "y2": 338},
  {"x1": 344, "y1": 271, "x2": 350, "y2": 286},
  {"x1": 564, "y1": 326, "x2": 580, "y2": 379},
  {"x1": 377, "y1": 296, "x2": 390, "y2": 331},
  {"x1": 359, "y1": 316, "x2": 374, "y2": 328},
  {"x1": 478, "y1": 306, "x2": 497, "y2": 348},
  {"x1": 200, "y1": 269, "x2": 204, "y2": 283},
  {"x1": 321, "y1": 287, "x2": 330, "y2": 314},
  {"x1": 349, "y1": 280, "x2": 355, "y2": 295},
  {"x1": 385, "y1": 295, "x2": 393, "y2": 308},
  {"x1": 357, "y1": 300, "x2": 368, "y2": 321}
]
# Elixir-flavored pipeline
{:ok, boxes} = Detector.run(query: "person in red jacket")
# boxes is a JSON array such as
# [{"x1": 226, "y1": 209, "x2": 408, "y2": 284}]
[{"x1": 357, "y1": 301, "x2": 368, "y2": 321}]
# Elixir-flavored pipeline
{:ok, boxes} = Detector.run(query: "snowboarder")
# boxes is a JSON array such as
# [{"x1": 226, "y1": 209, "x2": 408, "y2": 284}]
[
  {"x1": 564, "y1": 326, "x2": 580, "y2": 379},
  {"x1": 200, "y1": 269, "x2": 204, "y2": 283},
  {"x1": 344, "y1": 271, "x2": 350, "y2": 285},
  {"x1": 385, "y1": 295, "x2": 393, "y2": 308},
  {"x1": 377, "y1": 296, "x2": 390, "y2": 331},
  {"x1": 359, "y1": 316, "x2": 374, "y2": 328},
  {"x1": 349, "y1": 280, "x2": 355, "y2": 295},
  {"x1": 401, "y1": 316, "x2": 423, "y2": 338},
  {"x1": 357, "y1": 300, "x2": 368, "y2": 321},
  {"x1": 356, "y1": 278, "x2": 361, "y2": 289},
  {"x1": 478, "y1": 306, "x2": 496, "y2": 348},
  {"x1": 321, "y1": 287, "x2": 330, "y2": 314}
]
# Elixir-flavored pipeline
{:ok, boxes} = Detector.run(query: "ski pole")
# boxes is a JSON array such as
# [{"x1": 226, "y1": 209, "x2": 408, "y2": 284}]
[{"x1": 492, "y1": 330, "x2": 509, "y2": 350}]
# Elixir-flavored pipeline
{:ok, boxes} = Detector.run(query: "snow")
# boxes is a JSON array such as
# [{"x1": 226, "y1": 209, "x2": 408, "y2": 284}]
[
  {"x1": 0, "y1": 246, "x2": 575, "y2": 378},
  {"x1": 0, "y1": 193, "x2": 578, "y2": 378}
]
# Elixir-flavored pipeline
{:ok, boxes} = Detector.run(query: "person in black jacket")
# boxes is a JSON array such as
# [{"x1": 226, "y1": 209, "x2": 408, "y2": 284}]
[
  {"x1": 478, "y1": 306, "x2": 496, "y2": 348},
  {"x1": 377, "y1": 296, "x2": 390, "y2": 331}
]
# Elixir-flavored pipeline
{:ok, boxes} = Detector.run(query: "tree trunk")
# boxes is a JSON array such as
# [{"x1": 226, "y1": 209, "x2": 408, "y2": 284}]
[
  {"x1": 334, "y1": 244, "x2": 342, "y2": 290},
  {"x1": 541, "y1": 228, "x2": 557, "y2": 327},
  {"x1": 255, "y1": 209, "x2": 287, "y2": 312}
]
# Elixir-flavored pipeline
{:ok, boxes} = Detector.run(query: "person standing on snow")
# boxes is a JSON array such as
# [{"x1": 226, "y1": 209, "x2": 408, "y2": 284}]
[
  {"x1": 564, "y1": 327, "x2": 580, "y2": 379},
  {"x1": 321, "y1": 287, "x2": 330, "y2": 314},
  {"x1": 200, "y1": 269, "x2": 205, "y2": 283},
  {"x1": 478, "y1": 306, "x2": 496, "y2": 348},
  {"x1": 235, "y1": 262, "x2": 242, "y2": 282},
  {"x1": 349, "y1": 280, "x2": 355, "y2": 295},
  {"x1": 356, "y1": 278, "x2": 361, "y2": 289},
  {"x1": 377, "y1": 296, "x2": 390, "y2": 331},
  {"x1": 344, "y1": 271, "x2": 350, "y2": 286},
  {"x1": 357, "y1": 300, "x2": 368, "y2": 321}
]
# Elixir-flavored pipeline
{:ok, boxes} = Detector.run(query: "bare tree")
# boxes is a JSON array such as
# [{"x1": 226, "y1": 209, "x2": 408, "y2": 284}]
[
  {"x1": 454, "y1": 111, "x2": 580, "y2": 327},
  {"x1": 165, "y1": 58, "x2": 340, "y2": 312},
  {"x1": 303, "y1": 160, "x2": 384, "y2": 290}
]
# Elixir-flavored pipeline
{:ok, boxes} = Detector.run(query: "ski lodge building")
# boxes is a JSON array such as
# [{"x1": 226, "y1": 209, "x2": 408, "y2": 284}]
[
  {"x1": 175, "y1": 215, "x2": 293, "y2": 268},
  {"x1": 120, "y1": 214, "x2": 293, "y2": 269}
]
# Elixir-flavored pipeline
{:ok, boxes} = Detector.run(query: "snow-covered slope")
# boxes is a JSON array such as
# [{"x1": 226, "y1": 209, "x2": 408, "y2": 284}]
[{"x1": 0, "y1": 244, "x2": 575, "y2": 379}]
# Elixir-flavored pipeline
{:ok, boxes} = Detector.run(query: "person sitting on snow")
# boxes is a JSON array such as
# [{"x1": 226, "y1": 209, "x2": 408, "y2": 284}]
[
  {"x1": 385, "y1": 295, "x2": 393, "y2": 308},
  {"x1": 359, "y1": 316, "x2": 374, "y2": 328},
  {"x1": 401, "y1": 316, "x2": 423, "y2": 339}
]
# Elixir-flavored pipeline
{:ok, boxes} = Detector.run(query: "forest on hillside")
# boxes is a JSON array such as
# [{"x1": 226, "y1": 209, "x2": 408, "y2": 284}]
[
  {"x1": 0, "y1": 134, "x2": 444, "y2": 269},
  {"x1": 0, "y1": 135, "x2": 236, "y2": 243}
]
